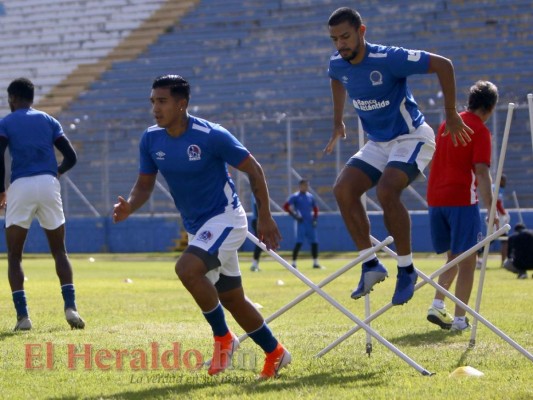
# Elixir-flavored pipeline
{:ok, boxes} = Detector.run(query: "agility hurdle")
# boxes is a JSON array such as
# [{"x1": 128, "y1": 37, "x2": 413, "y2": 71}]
[{"x1": 247, "y1": 232, "x2": 434, "y2": 376}]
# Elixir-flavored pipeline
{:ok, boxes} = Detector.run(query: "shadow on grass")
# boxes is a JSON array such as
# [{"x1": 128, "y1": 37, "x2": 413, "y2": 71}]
[
  {"x1": 389, "y1": 329, "x2": 460, "y2": 346},
  {"x1": 0, "y1": 331, "x2": 17, "y2": 341},
  {"x1": 48, "y1": 371, "x2": 383, "y2": 399}
]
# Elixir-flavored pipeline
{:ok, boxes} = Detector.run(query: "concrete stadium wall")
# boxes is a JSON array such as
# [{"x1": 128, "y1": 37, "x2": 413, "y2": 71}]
[{"x1": 0, "y1": 211, "x2": 530, "y2": 254}]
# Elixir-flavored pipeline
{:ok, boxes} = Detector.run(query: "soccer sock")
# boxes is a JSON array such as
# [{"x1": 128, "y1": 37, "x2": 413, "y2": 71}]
[
  {"x1": 247, "y1": 322, "x2": 278, "y2": 353},
  {"x1": 432, "y1": 299, "x2": 445, "y2": 309},
  {"x1": 397, "y1": 254, "x2": 413, "y2": 268},
  {"x1": 360, "y1": 248, "x2": 377, "y2": 264},
  {"x1": 61, "y1": 284, "x2": 77, "y2": 310},
  {"x1": 311, "y1": 243, "x2": 318, "y2": 259},
  {"x1": 252, "y1": 259, "x2": 258, "y2": 268},
  {"x1": 12, "y1": 290, "x2": 29, "y2": 318},
  {"x1": 203, "y1": 302, "x2": 229, "y2": 337}
]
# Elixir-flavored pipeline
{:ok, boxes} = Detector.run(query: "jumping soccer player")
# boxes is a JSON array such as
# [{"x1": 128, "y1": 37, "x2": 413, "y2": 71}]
[
  {"x1": 112, "y1": 75, "x2": 291, "y2": 379},
  {"x1": 0, "y1": 77, "x2": 84, "y2": 331},
  {"x1": 324, "y1": 7, "x2": 473, "y2": 305}
]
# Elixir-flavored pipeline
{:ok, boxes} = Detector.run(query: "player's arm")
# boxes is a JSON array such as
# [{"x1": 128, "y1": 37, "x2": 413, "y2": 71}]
[
  {"x1": 324, "y1": 78, "x2": 347, "y2": 154},
  {"x1": 475, "y1": 163, "x2": 498, "y2": 227},
  {"x1": 54, "y1": 136, "x2": 77, "y2": 176},
  {"x1": 113, "y1": 173, "x2": 156, "y2": 223},
  {"x1": 237, "y1": 154, "x2": 281, "y2": 250},
  {"x1": 428, "y1": 54, "x2": 474, "y2": 147},
  {"x1": 0, "y1": 136, "x2": 7, "y2": 208}
]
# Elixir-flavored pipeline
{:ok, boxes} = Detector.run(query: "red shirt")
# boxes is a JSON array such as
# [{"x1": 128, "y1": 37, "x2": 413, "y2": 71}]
[{"x1": 427, "y1": 111, "x2": 492, "y2": 206}]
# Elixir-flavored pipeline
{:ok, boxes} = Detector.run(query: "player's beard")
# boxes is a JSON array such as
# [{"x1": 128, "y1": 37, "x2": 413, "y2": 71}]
[{"x1": 340, "y1": 36, "x2": 363, "y2": 62}]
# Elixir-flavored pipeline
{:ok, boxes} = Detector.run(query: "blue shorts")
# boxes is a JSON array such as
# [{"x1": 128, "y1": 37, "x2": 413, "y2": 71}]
[
  {"x1": 429, "y1": 205, "x2": 483, "y2": 255},
  {"x1": 296, "y1": 220, "x2": 317, "y2": 244}
]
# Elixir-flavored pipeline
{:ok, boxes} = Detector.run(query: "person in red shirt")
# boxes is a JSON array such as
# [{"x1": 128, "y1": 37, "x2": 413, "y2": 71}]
[{"x1": 426, "y1": 81, "x2": 499, "y2": 332}]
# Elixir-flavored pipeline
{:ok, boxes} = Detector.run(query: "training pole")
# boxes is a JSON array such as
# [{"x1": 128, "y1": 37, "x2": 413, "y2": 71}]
[
  {"x1": 247, "y1": 232, "x2": 433, "y2": 375},
  {"x1": 237, "y1": 236, "x2": 394, "y2": 344},
  {"x1": 470, "y1": 102, "x2": 515, "y2": 347},
  {"x1": 527, "y1": 93, "x2": 533, "y2": 156},
  {"x1": 317, "y1": 227, "x2": 507, "y2": 357},
  {"x1": 512, "y1": 190, "x2": 524, "y2": 224}
]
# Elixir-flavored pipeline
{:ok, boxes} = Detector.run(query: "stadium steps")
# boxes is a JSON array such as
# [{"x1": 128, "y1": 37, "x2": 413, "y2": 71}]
[{"x1": 36, "y1": 0, "x2": 200, "y2": 115}]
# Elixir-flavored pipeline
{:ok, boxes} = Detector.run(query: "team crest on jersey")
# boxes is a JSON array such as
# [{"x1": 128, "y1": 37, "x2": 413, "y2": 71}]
[
  {"x1": 342, "y1": 75, "x2": 349, "y2": 84},
  {"x1": 155, "y1": 151, "x2": 166, "y2": 160},
  {"x1": 370, "y1": 70, "x2": 383, "y2": 86},
  {"x1": 187, "y1": 144, "x2": 201, "y2": 161},
  {"x1": 197, "y1": 230, "x2": 213, "y2": 243}
]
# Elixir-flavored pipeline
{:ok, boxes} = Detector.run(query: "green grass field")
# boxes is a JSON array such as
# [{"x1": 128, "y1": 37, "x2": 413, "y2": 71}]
[{"x1": 0, "y1": 252, "x2": 531, "y2": 400}]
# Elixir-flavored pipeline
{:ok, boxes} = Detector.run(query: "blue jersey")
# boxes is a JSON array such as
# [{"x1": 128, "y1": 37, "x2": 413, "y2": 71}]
[
  {"x1": 287, "y1": 191, "x2": 316, "y2": 223},
  {"x1": 0, "y1": 108, "x2": 64, "y2": 182},
  {"x1": 139, "y1": 115, "x2": 250, "y2": 234},
  {"x1": 328, "y1": 42, "x2": 430, "y2": 142}
]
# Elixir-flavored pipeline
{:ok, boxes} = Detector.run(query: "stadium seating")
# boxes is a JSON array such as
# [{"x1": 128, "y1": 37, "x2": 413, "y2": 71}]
[{"x1": 0, "y1": 0, "x2": 531, "y2": 216}]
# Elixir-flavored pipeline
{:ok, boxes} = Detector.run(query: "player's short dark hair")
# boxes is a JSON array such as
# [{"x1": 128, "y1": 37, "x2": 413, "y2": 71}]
[
  {"x1": 514, "y1": 223, "x2": 526, "y2": 232},
  {"x1": 328, "y1": 7, "x2": 363, "y2": 29},
  {"x1": 299, "y1": 179, "x2": 308, "y2": 185},
  {"x1": 467, "y1": 80, "x2": 498, "y2": 113},
  {"x1": 7, "y1": 77, "x2": 34, "y2": 102},
  {"x1": 152, "y1": 74, "x2": 190, "y2": 102}
]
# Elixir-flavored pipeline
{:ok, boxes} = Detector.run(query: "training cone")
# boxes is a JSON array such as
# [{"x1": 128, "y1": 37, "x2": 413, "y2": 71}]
[{"x1": 449, "y1": 366, "x2": 484, "y2": 378}]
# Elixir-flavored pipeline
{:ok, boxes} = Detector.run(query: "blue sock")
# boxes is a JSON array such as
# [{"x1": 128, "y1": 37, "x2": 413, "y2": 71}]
[
  {"x1": 12, "y1": 290, "x2": 29, "y2": 318},
  {"x1": 248, "y1": 323, "x2": 278, "y2": 353},
  {"x1": 202, "y1": 303, "x2": 229, "y2": 337},
  {"x1": 61, "y1": 284, "x2": 77, "y2": 310}
]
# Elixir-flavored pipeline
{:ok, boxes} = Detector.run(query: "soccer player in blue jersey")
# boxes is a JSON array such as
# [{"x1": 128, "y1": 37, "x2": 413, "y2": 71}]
[
  {"x1": 112, "y1": 75, "x2": 291, "y2": 379},
  {"x1": 0, "y1": 77, "x2": 84, "y2": 331},
  {"x1": 324, "y1": 8, "x2": 474, "y2": 305},
  {"x1": 283, "y1": 179, "x2": 323, "y2": 269}
]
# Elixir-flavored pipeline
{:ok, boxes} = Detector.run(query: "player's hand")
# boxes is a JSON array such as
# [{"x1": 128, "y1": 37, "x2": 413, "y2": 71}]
[
  {"x1": 0, "y1": 192, "x2": 6, "y2": 209},
  {"x1": 324, "y1": 122, "x2": 346, "y2": 154},
  {"x1": 442, "y1": 110, "x2": 474, "y2": 146},
  {"x1": 257, "y1": 216, "x2": 282, "y2": 251},
  {"x1": 112, "y1": 196, "x2": 132, "y2": 223}
]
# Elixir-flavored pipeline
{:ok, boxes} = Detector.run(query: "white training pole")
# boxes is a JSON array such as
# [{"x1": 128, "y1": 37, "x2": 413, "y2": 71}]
[
  {"x1": 247, "y1": 232, "x2": 433, "y2": 375},
  {"x1": 317, "y1": 227, "x2": 507, "y2": 357},
  {"x1": 512, "y1": 190, "x2": 524, "y2": 224},
  {"x1": 527, "y1": 93, "x2": 533, "y2": 155},
  {"x1": 237, "y1": 236, "x2": 394, "y2": 343},
  {"x1": 470, "y1": 102, "x2": 515, "y2": 347},
  {"x1": 357, "y1": 116, "x2": 374, "y2": 356}
]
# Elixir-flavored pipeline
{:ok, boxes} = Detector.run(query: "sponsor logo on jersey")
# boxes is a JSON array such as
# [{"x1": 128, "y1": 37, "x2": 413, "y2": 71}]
[
  {"x1": 370, "y1": 70, "x2": 383, "y2": 86},
  {"x1": 342, "y1": 75, "x2": 349, "y2": 84},
  {"x1": 197, "y1": 230, "x2": 213, "y2": 243},
  {"x1": 187, "y1": 145, "x2": 201, "y2": 161},
  {"x1": 352, "y1": 98, "x2": 390, "y2": 111},
  {"x1": 155, "y1": 151, "x2": 166, "y2": 160}
]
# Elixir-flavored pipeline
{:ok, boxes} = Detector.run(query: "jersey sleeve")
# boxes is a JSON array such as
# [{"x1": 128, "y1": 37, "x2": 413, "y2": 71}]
[
  {"x1": 139, "y1": 131, "x2": 158, "y2": 174},
  {"x1": 387, "y1": 46, "x2": 430, "y2": 78},
  {"x1": 472, "y1": 126, "x2": 492, "y2": 166},
  {"x1": 48, "y1": 115, "x2": 65, "y2": 141},
  {"x1": 210, "y1": 127, "x2": 250, "y2": 167}
]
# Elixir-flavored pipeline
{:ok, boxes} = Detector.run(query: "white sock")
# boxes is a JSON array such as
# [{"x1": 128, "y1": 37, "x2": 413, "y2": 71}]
[
  {"x1": 432, "y1": 299, "x2": 445, "y2": 309},
  {"x1": 313, "y1": 258, "x2": 318, "y2": 265},
  {"x1": 397, "y1": 254, "x2": 413, "y2": 268},
  {"x1": 252, "y1": 260, "x2": 258, "y2": 267},
  {"x1": 453, "y1": 316, "x2": 466, "y2": 325},
  {"x1": 360, "y1": 248, "x2": 377, "y2": 264}
]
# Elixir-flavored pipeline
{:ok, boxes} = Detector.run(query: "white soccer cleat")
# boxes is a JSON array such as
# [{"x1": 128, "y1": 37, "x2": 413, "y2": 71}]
[
  {"x1": 65, "y1": 308, "x2": 85, "y2": 330},
  {"x1": 14, "y1": 316, "x2": 32, "y2": 331}
]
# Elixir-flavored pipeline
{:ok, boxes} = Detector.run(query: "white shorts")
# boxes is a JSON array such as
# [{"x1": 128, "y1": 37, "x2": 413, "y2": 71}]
[
  {"x1": 352, "y1": 122, "x2": 436, "y2": 181},
  {"x1": 5, "y1": 175, "x2": 65, "y2": 230},
  {"x1": 187, "y1": 205, "x2": 248, "y2": 285}
]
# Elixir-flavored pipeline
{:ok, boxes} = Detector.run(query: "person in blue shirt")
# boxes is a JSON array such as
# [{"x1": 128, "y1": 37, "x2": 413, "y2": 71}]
[
  {"x1": 112, "y1": 75, "x2": 290, "y2": 379},
  {"x1": 0, "y1": 77, "x2": 84, "y2": 331},
  {"x1": 324, "y1": 8, "x2": 473, "y2": 305},
  {"x1": 283, "y1": 179, "x2": 323, "y2": 269},
  {"x1": 249, "y1": 193, "x2": 263, "y2": 271}
]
